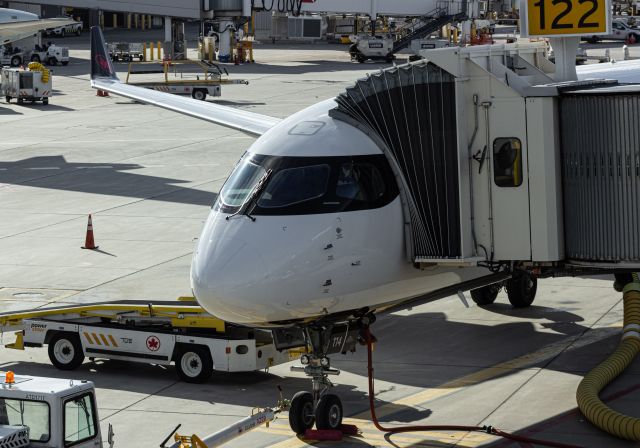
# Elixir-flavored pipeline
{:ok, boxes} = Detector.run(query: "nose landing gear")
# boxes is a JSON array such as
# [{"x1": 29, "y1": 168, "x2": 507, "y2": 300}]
[
  {"x1": 284, "y1": 319, "x2": 365, "y2": 434},
  {"x1": 289, "y1": 354, "x2": 343, "y2": 433}
]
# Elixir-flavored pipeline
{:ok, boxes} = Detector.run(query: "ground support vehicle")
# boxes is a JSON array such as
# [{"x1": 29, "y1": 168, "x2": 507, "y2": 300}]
[
  {"x1": 0, "y1": 371, "x2": 106, "y2": 448},
  {"x1": 2, "y1": 65, "x2": 51, "y2": 105},
  {"x1": 44, "y1": 20, "x2": 83, "y2": 37},
  {"x1": 125, "y1": 60, "x2": 248, "y2": 101},
  {"x1": 108, "y1": 42, "x2": 144, "y2": 62},
  {"x1": 585, "y1": 19, "x2": 640, "y2": 43},
  {"x1": 0, "y1": 44, "x2": 69, "y2": 67},
  {"x1": 1, "y1": 301, "x2": 292, "y2": 383}
]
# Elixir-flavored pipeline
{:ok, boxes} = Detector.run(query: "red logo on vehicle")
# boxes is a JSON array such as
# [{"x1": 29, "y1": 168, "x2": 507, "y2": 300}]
[
  {"x1": 146, "y1": 336, "x2": 160, "y2": 351},
  {"x1": 95, "y1": 54, "x2": 110, "y2": 72}
]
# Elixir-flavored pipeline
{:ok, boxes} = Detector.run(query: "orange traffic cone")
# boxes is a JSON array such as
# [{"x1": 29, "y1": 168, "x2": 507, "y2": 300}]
[{"x1": 81, "y1": 214, "x2": 98, "y2": 250}]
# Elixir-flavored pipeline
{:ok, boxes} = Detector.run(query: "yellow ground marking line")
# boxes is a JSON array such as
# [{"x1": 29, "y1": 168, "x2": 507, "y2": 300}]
[
  {"x1": 352, "y1": 323, "x2": 621, "y2": 420},
  {"x1": 265, "y1": 323, "x2": 621, "y2": 448}
]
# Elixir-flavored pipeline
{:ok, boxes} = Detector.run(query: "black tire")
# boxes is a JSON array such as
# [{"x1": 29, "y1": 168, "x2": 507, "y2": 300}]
[
  {"x1": 506, "y1": 272, "x2": 538, "y2": 308},
  {"x1": 42, "y1": 98, "x2": 49, "y2": 105},
  {"x1": 76, "y1": 28, "x2": 82, "y2": 36},
  {"x1": 61, "y1": 29, "x2": 66, "y2": 37},
  {"x1": 192, "y1": 89, "x2": 207, "y2": 101},
  {"x1": 17, "y1": 98, "x2": 23, "y2": 104},
  {"x1": 589, "y1": 36, "x2": 599, "y2": 44},
  {"x1": 62, "y1": 61, "x2": 69, "y2": 66},
  {"x1": 289, "y1": 391, "x2": 315, "y2": 434},
  {"x1": 315, "y1": 394, "x2": 343, "y2": 430},
  {"x1": 10, "y1": 56, "x2": 21, "y2": 67},
  {"x1": 31, "y1": 54, "x2": 41, "y2": 63},
  {"x1": 5, "y1": 96, "x2": 10, "y2": 103},
  {"x1": 48, "y1": 57, "x2": 57, "y2": 66},
  {"x1": 470, "y1": 282, "x2": 502, "y2": 306},
  {"x1": 48, "y1": 332, "x2": 84, "y2": 370},
  {"x1": 174, "y1": 345, "x2": 213, "y2": 383},
  {"x1": 357, "y1": 55, "x2": 366, "y2": 63}
]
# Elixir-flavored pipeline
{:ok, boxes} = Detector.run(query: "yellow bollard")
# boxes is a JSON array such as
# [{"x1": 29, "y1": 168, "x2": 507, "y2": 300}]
[
  {"x1": 141, "y1": 14, "x2": 145, "y2": 30},
  {"x1": 142, "y1": 42, "x2": 147, "y2": 61},
  {"x1": 453, "y1": 27, "x2": 458, "y2": 45},
  {"x1": 148, "y1": 15, "x2": 152, "y2": 28},
  {"x1": 99, "y1": 12, "x2": 104, "y2": 29},
  {"x1": 127, "y1": 14, "x2": 131, "y2": 29},
  {"x1": 157, "y1": 41, "x2": 162, "y2": 60},
  {"x1": 208, "y1": 43, "x2": 213, "y2": 62},
  {"x1": 113, "y1": 13, "x2": 117, "y2": 28}
]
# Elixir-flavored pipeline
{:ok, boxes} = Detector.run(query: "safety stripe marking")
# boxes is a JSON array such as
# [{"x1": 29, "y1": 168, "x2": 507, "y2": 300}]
[
  {"x1": 83, "y1": 332, "x2": 93, "y2": 344},
  {"x1": 99, "y1": 334, "x2": 110, "y2": 346},
  {"x1": 91, "y1": 333, "x2": 102, "y2": 346},
  {"x1": 108, "y1": 335, "x2": 118, "y2": 347}
]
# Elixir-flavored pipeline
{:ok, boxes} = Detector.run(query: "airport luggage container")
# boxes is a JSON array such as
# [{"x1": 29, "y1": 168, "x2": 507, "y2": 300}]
[
  {"x1": 1, "y1": 301, "x2": 292, "y2": 383},
  {"x1": 108, "y1": 42, "x2": 144, "y2": 62}
]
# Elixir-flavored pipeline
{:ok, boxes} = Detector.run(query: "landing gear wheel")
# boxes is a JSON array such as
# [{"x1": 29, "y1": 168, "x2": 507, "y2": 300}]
[
  {"x1": 289, "y1": 391, "x2": 315, "y2": 434},
  {"x1": 315, "y1": 394, "x2": 343, "y2": 430},
  {"x1": 175, "y1": 345, "x2": 213, "y2": 383},
  {"x1": 470, "y1": 282, "x2": 502, "y2": 306},
  {"x1": 506, "y1": 271, "x2": 537, "y2": 308},
  {"x1": 48, "y1": 332, "x2": 84, "y2": 370}
]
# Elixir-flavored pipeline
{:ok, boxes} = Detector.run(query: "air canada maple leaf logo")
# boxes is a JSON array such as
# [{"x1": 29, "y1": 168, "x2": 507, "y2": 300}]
[
  {"x1": 95, "y1": 54, "x2": 110, "y2": 73},
  {"x1": 146, "y1": 336, "x2": 160, "y2": 351}
]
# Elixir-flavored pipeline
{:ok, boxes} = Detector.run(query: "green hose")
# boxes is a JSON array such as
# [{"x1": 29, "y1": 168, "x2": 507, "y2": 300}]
[{"x1": 576, "y1": 273, "x2": 640, "y2": 441}]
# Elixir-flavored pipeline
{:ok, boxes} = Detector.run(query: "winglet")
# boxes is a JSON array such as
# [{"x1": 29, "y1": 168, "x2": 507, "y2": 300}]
[{"x1": 90, "y1": 26, "x2": 117, "y2": 80}]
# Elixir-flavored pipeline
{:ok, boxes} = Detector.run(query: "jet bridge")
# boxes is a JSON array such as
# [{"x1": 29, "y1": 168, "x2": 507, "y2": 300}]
[{"x1": 331, "y1": 43, "x2": 640, "y2": 271}]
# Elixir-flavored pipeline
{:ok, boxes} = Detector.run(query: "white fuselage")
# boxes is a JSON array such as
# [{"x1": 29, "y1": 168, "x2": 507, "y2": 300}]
[{"x1": 191, "y1": 99, "x2": 489, "y2": 326}]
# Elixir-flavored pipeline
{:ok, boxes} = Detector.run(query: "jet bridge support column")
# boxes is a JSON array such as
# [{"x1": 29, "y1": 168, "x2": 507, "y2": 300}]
[{"x1": 549, "y1": 37, "x2": 579, "y2": 82}]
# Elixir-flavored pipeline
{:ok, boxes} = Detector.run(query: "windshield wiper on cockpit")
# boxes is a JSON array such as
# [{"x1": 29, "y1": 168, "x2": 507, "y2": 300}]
[{"x1": 226, "y1": 169, "x2": 272, "y2": 222}]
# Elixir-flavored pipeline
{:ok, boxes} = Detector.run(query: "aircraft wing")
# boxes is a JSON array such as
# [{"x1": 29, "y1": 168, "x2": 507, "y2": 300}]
[
  {"x1": 0, "y1": 18, "x2": 75, "y2": 44},
  {"x1": 89, "y1": 27, "x2": 280, "y2": 137},
  {"x1": 576, "y1": 59, "x2": 640, "y2": 83}
]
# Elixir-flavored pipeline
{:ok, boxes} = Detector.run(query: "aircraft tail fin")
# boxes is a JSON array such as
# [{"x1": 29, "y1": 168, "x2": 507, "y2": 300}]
[{"x1": 90, "y1": 26, "x2": 117, "y2": 80}]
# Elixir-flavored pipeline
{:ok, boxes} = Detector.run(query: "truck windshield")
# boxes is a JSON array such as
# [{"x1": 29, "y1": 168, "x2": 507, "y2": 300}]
[{"x1": 0, "y1": 398, "x2": 50, "y2": 442}]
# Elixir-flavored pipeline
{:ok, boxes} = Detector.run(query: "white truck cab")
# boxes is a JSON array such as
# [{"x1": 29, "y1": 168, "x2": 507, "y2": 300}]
[{"x1": 0, "y1": 372, "x2": 102, "y2": 447}]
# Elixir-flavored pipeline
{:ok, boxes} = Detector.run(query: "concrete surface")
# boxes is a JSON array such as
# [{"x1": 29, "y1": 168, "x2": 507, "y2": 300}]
[{"x1": 1, "y1": 28, "x2": 639, "y2": 448}]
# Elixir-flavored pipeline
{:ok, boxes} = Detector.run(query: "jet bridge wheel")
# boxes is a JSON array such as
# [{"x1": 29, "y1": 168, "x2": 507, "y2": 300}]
[
  {"x1": 315, "y1": 394, "x2": 343, "y2": 430},
  {"x1": 470, "y1": 282, "x2": 503, "y2": 306},
  {"x1": 289, "y1": 391, "x2": 315, "y2": 434},
  {"x1": 48, "y1": 332, "x2": 85, "y2": 370},
  {"x1": 506, "y1": 271, "x2": 538, "y2": 308}
]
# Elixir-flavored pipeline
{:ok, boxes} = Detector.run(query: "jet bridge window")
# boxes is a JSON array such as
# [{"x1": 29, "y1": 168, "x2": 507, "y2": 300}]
[
  {"x1": 0, "y1": 398, "x2": 50, "y2": 442},
  {"x1": 258, "y1": 164, "x2": 330, "y2": 208},
  {"x1": 493, "y1": 138, "x2": 523, "y2": 187},
  {"x1": 64, "y1": 393, "x2": 97, "y2": 446}
]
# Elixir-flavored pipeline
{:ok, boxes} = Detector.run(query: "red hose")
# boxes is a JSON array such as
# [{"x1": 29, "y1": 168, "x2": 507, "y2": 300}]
[{"x1": 364, "y1": 328, "x2": 581, "y2": 448}]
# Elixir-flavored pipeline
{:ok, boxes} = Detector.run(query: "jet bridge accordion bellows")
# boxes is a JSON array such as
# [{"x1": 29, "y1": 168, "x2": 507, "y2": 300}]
[
  {"x1": 560, "y1": 91, "x2": 640, "y2": 262},
  {"x1": 330, "y1": 62, "x2": 461, "y2": 261}
]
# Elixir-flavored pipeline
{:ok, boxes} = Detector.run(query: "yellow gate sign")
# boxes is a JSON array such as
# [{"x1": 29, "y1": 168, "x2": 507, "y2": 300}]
[{"x1": 523, "y1": 0, "x2": 610, "y2": 37}]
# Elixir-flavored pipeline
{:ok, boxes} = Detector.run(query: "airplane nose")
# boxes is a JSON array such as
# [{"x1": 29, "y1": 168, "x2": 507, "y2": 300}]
[{"x1": 191, "y1": 234, "x2": 268, "y2": 324}]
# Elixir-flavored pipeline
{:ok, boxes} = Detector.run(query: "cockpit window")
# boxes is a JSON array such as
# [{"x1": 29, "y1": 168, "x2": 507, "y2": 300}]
[
  {"x1": 219, "y1": 158, "x2": 266, "y2": 207},
  {"x1": 215, "y1": 154, "x2": 398, "y2": 216},
  {"x1": 258, "y1": 165, "x2": 329, "y2": 208},
  {"x1": 336, "y1": 163, "x2": 385, "y2": 201}
]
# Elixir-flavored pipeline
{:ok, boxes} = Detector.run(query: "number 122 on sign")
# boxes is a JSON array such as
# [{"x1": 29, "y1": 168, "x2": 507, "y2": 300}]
[{"x1": 527, "y1": 0, "x2": 608, "y2": 36}]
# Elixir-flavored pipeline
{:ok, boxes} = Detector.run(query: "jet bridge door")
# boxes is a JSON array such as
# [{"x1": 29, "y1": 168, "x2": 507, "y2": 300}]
[{"x1": 484, "y1": 98, "x2": 532, "y2": 261}]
